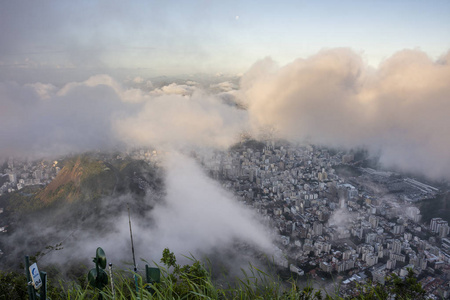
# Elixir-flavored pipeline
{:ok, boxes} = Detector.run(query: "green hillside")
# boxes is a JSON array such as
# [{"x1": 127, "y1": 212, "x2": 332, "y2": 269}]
[
  {"x1": 0, "y1": 153, "x2": 163, "y2": 271},
  {"x1": 36, "y1": 155, "x2": 116, "y2": 205},
  {"x1": 2, "y1": 154, "x2": 162, "y2": 213}
]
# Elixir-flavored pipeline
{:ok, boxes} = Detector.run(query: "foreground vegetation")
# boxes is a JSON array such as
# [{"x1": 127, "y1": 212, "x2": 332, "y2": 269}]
[{"x1": 0, "y1": 248, "x2": 426, "y2": 300}]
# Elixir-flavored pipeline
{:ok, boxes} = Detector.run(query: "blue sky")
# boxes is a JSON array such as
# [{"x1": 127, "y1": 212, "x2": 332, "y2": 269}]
[{"x1": 1, "y1": 0, "x2": 449, "y2": 77}]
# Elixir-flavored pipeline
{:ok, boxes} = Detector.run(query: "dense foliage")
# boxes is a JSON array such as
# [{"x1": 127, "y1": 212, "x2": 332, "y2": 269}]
[{"x1": 0, "y1": 249, "x2": 426, "y2": 300}]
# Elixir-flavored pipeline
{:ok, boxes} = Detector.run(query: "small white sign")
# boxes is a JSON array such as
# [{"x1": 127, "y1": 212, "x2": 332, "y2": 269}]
[{"x1": 29, "y1": 263, "x2": 42, "y2": 290}]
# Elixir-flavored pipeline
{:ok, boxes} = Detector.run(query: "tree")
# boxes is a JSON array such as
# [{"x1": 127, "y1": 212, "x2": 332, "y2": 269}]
[{"x1": 354, "y1": 268, "x2": 426, "y2": 300}]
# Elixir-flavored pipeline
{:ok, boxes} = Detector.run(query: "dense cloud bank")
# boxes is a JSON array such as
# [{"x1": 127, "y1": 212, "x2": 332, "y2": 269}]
[
  {"x1": 241, "y1": 49, "x2": 450, "y2": 179},
  {"x1": 1, "y1": 48, "x2": 450, "y2": 179}
]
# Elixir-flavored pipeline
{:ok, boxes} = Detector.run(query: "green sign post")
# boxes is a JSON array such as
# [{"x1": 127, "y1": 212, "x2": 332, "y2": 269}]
[
  {"x1": 87, "y1": 247, "x2": 109, "y2": 299},
  {"x1": 24, "y1": 256, "x2": 47, "y2": 300},
  {"x1": 145, "y1": 265, "x2": 160, "y2": 294}
]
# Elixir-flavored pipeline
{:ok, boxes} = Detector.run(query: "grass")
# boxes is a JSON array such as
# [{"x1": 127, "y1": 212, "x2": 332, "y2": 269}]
[
  {"x1": 1, "y1": 249, "x2": 426, "y2": 300},
  {"x1": 54, "y1": 262, "x2": 332, "y2": 300}
]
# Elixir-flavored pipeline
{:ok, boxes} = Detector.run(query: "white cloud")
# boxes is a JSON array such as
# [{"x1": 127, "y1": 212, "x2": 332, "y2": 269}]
[
  {"x1": 133, "y1": 76, "x2": 144, "y2": 84},
  {"x1": 114, "y1": 91, "x2": 247, "y2": 149},
  {"x1": 25, "y1": 83, "x2": 57, "y2": 99},
  {"x1": 240, "y1": 48, "x2": 450, "y2": 180},
  {"x1": 147, "y1": 153, "x2": 273, "y2": 256},
  {"x1": 150, "y1": 83, "x2": 198, "y2": 96},
  {"x1": 210, "y1": 81, "x2": 237, "y2": 92}
]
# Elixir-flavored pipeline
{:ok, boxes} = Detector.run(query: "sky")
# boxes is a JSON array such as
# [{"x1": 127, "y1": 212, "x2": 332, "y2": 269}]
[{"x1": 1, "y1": 0, "x2": 449, "y2": 79}]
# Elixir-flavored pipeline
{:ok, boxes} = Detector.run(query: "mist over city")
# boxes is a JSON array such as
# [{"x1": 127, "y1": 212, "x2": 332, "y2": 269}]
[{"x1": 1, "y1": 1, "x2": 450, "y2": 298}]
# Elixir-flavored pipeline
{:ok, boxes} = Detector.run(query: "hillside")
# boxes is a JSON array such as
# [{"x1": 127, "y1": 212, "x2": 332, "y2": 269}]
[
  {"x1": 2, "y1": 154, "x2": 163, "y2": 214},
  {"x1": 35, "y1": 155, "x2": 116, "y2": 205},
  {"x1": 0, "y1": 153, "x2": 164, "y2": 271}
]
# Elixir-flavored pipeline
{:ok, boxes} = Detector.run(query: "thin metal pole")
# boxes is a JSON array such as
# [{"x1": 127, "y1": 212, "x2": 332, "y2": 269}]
[
  {"x1": 127, "y1": 203, "x2": 139, "y2": 294},
  {"x1": 127, "y1": 203, "x2": 137, "y2": 269},
  {"x1": 109, "y1": 263, "x2": 115, "y2": 299}
]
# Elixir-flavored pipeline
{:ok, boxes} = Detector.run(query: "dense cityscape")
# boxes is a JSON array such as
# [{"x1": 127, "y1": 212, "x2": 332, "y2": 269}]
[
  {"x1": 132, "y1": 142, "x2": 450, "y2": 298},
  {"x1": 205, "y1": 142, "x2": 449, "y2": 298},
  {"x1": 2, "y1": 142, "x2": 449, "y2": 298}
]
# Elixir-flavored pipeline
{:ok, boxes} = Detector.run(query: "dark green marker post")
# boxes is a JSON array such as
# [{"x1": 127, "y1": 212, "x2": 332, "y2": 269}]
[
  {"x1": 25, "y1": 256, "x2": 47, "y2": 300},
  {"x1": 25, "y1": 256, "x2": 36, "y2": 300},
  {"x1": 88, "y1": 247, "x2": 108, "y2": 299},
  {"x1": 39, "y1": 272, "x2": 47, "y2": 300},
  {"x1": 145, "y1": 265, "x2": 160, "y2": 294}
]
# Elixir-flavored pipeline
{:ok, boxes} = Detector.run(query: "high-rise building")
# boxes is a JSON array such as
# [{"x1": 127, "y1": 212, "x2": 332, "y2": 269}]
[
  {"x1": 417, "y1": 254, "x2": 427, "y2": 270},
  {"x1": 320, "y1": 261, "x2": 332, "y2": 273},
  {"x1": 386, "y1": 259, "x2": 397, "y2": 270},
  {"x1": 365, "y1": 233, "x2": 377, "y2": 244},
  {"x1": 372, "y1": 269, "x2": 386, "y2": 285},
  {"x1": 365, "y1": 254, "x2": 378, "y2": 267},
  {"x1": 393, "y1": 225, "x2": 404, "y2": 235},
  {"x1": 369, "y1": 215, "x2": 378, "y2": 228},
  {"x1": 430, "y1": 218, "x2": 443, "y2": 232},
  {"x1": 430, "y1": 218, "x2": 449, "y2": 237},
  {"x1": 343, "y1": 250, "x2": 352, "y2": 260},
  {"x1": 8, "y1": 173, "x2": 17, "y2": 184},
  {"x1": 439, "y1": 224, "x2": 449, "y2": 238},
  {"x1": 442, "y1": 238, "x2": 450, "y2": 253},
  {"x1": 345, "y1": 259, "x2": 355, "y2": 270},
  {"x1": 391, "y1": 239, "x2": 402, "y2": 254},
  {"x1": 313, "y1": 221, "x2": 323, "y2": 236}
]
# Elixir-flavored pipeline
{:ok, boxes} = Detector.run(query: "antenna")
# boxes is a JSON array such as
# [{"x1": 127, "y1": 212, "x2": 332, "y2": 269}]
[
  {"x1": 127, "y1": 203, "x2": 137, "y2": 271},
  {"x1": 127, "y1": 203, "x2": 139, "y2": 294}
]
